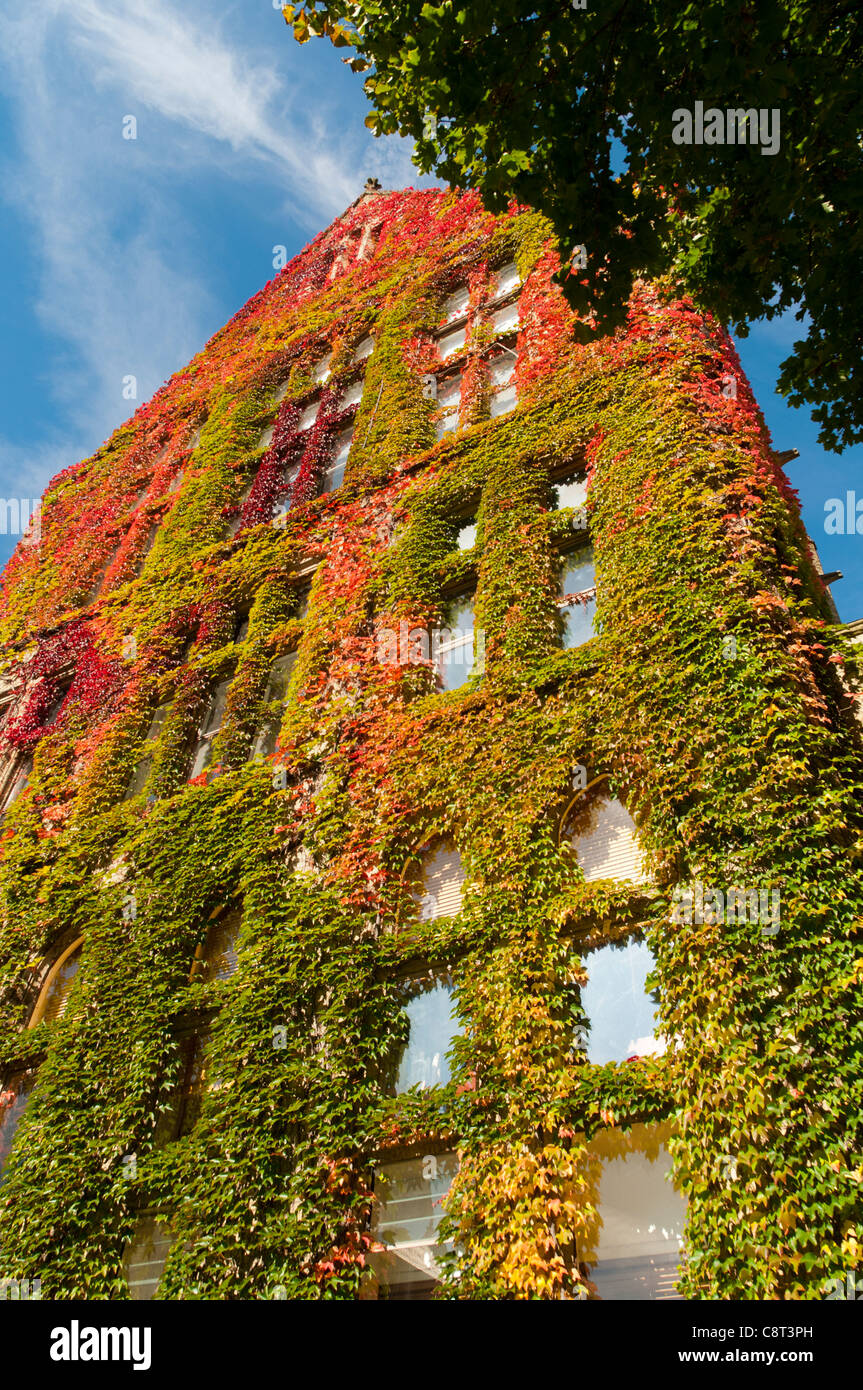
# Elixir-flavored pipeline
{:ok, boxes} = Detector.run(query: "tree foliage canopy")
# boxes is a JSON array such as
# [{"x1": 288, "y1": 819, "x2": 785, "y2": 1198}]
[{"x1": 285, "y1": 0, "x2": 863, "y2": 451}]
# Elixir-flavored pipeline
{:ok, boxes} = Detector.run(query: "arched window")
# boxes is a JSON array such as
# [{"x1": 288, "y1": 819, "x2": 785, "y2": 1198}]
[
  {"x1": 569, "y1": 795, "x2": 646, "y2": 884},
  {"x1": 191, "y1": 905, "x2": 242, "y2": 984},
  {"x1": 580, "y1": 935, "x2": 663, "y2": 1065},
  {"x1": 0, "y1": 1072, "x2": 36, "y2": 1179},
  {"x1": 29, "y1": 938, "x2": 83, "y2": 1029},
  {"x1": 123, "y1": 1216, "x2": 173, "y2": 1300},
  {"x1": 412, "y1": 844, "x2": 466, "y2": 922},
  {"x1": 393, "y1": 975, "x2": 460, "y2": 1093},
  {"x1": 580, "y1": 1122, "x2": 686, "y2": 1301}
]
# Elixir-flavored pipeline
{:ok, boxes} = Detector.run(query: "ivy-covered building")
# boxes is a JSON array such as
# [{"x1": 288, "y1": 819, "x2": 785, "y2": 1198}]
[{"x1": 1, "y1": 184, "x2": 861, "y2": 1302}]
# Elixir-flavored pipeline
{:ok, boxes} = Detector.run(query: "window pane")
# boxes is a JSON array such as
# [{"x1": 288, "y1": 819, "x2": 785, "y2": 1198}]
[
  {"x1": 559, "y1": 550, "x2": 597, "y2": 648},
  {"x1": 586, "y1": 1126, "x2": 686, "y2": 1301},
  {"x1": 0, "y1": 1073, "x2": 36, "y2": 1178},
  {"x1": 489, "y1": 382, "x2": 517, "y2": 417},
  {"x1": 437, "y1": 375, "x2": 461, "y2": 411},
  {"x1": 581, "y1": 937, "x2": 661, "y2": 1065},
  {"x1": 38, "y1": 946, "x2": 82, "y2": 1026},
  {"x1": 338, "y1": 379, "x2": 363, "y2": 410},
  {"x1": 490, "y1": 261, "x2": 520, "y2": 301},
  {"x1": 414, "y1": 844, "x2": 465, "y2": 921},
  {"x1": 313, "y1": 353, "x2": 331, "y2": 383},
  {"x1": 571, "y1": 797, "x2": 645, "y2": 884},
  {"x1": 123, "y1": 1217, "x2": 173, "y2": 1301},
  {"x1": 198, "y1": 909, "x2": 241, "y2": 983},
  {"x1": 488, "y1": 354, "x2": 515, "y2": 389},
  {"x1": 435, "y1": 596, "x2": 477, "y2": 691},
  {"x1": 490, "y1": 300, "x2": 519, "y2": 335},
  {"x1": 395, "y1": 980, "x2": 460, "y2": 1092},
  {"x1": 456, "y1": 522, "x2": 476, "y2": 551},
  {"x1": 297, "y1": 400, "x2": 319, "y2": 431},
  {"x1": 555, "y1": 476, "x2": 588, "y2": 510},
  {"x1": 562, "y1": 597, "x2": 597, "y2": 648},
  {"x1": 438, "y1": 325, "x2": 466, "y2": 359},
  {"x1": 369, "y1": 1152, "x2": 459, "y2": 1299},
  {"x1": 352, "y1": 335, "x2": 374, "y2": 362},
  {"x1": 441, "y1": 285, "x2": 470, "y2": 323}
]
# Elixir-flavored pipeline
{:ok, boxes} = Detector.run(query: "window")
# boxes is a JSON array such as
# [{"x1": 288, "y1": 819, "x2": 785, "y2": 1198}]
[
  {"x1": 558, "y1": 548, "x2": 597, "y2": 648},
  {"x1": 434, "y1": 373, "x2": 462, "y2": 439},
  {"x1": 338, "y1": 379, "x2": 364, "y2": 411},
  {"x1": 437, "y1": 325, "x2": 467, "y2": 360},
  {"x1": 0, "y1": 1072, "x2": 36, "y2": 1179},
  {"x1": 352, "y1": 335, "x2": 374, "y2": 363},
  {"x1": 490, "y1": 300, "x2": 519, "y2": 336},
  {"x1": 582, "y1": 1124, "x2": 686, "y2": 1301},
  {"x1": 296, "y1": 399, "x2": 320, "y2": 432},
  {"x1": 581, "y1": 936, "x2": 662, "y2": 1064},
  {"x1": 312, "y1": 353, "x2": 331, "y2": 384},
  {"x1": 368, "y1": 1151, "x2": 459, "y2": 1299},
  {"x1": 570, "y1": 796, "x2": 646, "y2": 884},
  {"x1": 251, "y1": 653, "x2": 297, "y2": 762},
  {"x1": 441, "y1": 285, "x2": 470, "y2": 324},
  {"x1": 322, "y1": 427, "x2": 353, "y2": 493},
  {"x1": 0, "y1": 760, "x2": 31, "y2": 819},
  {"x1": 413, "y1": 844, "x2": 466, "y2": 922},
  {"x1": 124, "y1": 704, "x2": 170, "y2": 801},
  {"x1": 488, "y1": 351, "x2": 517, "y2": 417},
  {"x1": 188, "y1": 680, "x2": 231, "y2": 780},
  {"x1": 123, "y1": 1217, "x2": 173, "y2": 1301},
  {"x1": 456, "y1": 520, "x2": 477, "y2": 551},
  {"x1": 554, "y1": 474, "x2": 588, "y2": 511},
  {"x1": 393, "y1": 976, "x2": 460, "y2": 1093},
  {"x1": 489, "y1": 261, "x2": 521, "y2": 302},
  {"x1": 434, "y1": 594, "x2": 481, "y2": 692},
  {"x1": 29, "y1": 939, "x2": 83, "y2": 1028},
  {"x1": 192, "y1": 906, "x2": 242, "y2": 984},
  {"x1": 258, "y1": 423, "x2": 275, "y2": 451},
  {"x1": 233, "y1": 612, "x2": 250, "y2": 645}
]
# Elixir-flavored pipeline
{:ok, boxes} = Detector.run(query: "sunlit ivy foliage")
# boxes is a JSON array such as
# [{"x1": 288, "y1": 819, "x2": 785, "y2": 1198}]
[{"x1": 0, "y1": 186, "x2": 861, "y2": 1300}]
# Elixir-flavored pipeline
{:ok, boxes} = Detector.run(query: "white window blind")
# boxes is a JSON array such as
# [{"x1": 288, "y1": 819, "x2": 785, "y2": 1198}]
[
  {"x1": 441, "y1": 285, "x2": 470, "y2": 323},
  {"x1": 297, "y1": 400, "x2": 320, "y2": 431},
  {"x1": 338, "y1": 379, "x2": 364, "y2": 410},
  {"x1": 437, "y1": 325, "x2": 466, "y2": 360},
  {"x1": 490, "y1": 261, "x2": 520, "y2": 301},
  {"x1": 490, "y1": 300, "x2": 519, "y2": 335},
  {"x1": 352, "y1": 335, "x2": 374, "y2": 363},
  {"x1": 38, "y1": 944, "x2": 82, "y2": 1026},
  {"x1": 369, "y1": 1151, "x2": 459, "y2": 1297},
  {"x1": 586, "y1": 1126, "x2": 687, "y2": 1301},
  {"x1": 123, "y1": 1218, "x2": 173, "y2": 1301},
  {"x1": 416, "y1": 845, "x2": 466, "y2": 920},
  {"x1": 572, "y1": 797, "x2": 645, "y2": 884}
]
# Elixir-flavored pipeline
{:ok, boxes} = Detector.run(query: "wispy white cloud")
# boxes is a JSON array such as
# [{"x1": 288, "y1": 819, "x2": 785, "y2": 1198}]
[{"x1": 0, "y1": 0, "x2": 422, "y2": 504}]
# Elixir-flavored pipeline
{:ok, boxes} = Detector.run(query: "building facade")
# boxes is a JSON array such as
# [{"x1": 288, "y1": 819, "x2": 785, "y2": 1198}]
[{"x1": 0, "y1": 185, "x2": 861, "y2": 1300}]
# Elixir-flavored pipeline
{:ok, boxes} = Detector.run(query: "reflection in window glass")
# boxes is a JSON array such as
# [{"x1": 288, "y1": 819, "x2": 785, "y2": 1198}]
[
  {"x1": 352, "y1": 336, "x2": 374, "y2": 363},
  {"x1": 124, "y1": 704, "x2": 170, "y2": 801},
  {"x1": 0, "y1": 1073, "x2": 36, "y2": 1179},
  {"x1": 435, "y1": 595, "x2": 480, "y2": 691},
  {"x1": 297, "y1": 399, "x2": 320, "y2": 432},
  {"x1": 395, "y1": 979, "x2": 460, "y2": 1092},
  {"x1": 123, "y1": 1217, "x2": 173, "y2": 1301},
  {"x1": 559, "y1": 549, "x2": 597, "y2": 648},
  {"x1": 585, "y1": 1125, "x2": 686, "y2": 1301},
  {"x1": 369, "y1": 1151, "x2": 459, "y2": 1299},
  {"x1": 250, "y1": 652, "x2": 297, "y2": 762},
  {"x1": 339, "y1": 379, "x2": 363, "y2": 410},
  {"x1": 322, "y1": 427, "x2": 353, "y2": 493},
  {"x1": 490, "y1": 300, "x2": 519, "y2": 335},
  {"x1": 189, "y1": 680, "x2": 231, "y2": 779},
  {"x1": 581, "y1": 937, "x2": 661, "y2": 1065}
]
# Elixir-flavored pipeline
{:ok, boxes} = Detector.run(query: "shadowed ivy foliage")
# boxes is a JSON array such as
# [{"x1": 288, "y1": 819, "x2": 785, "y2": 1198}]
[
  {"x1": 0, "y1": 186, "x2": 861, "y2": 1300},
  {"x1": 284, "y1": 0, "x2": 863, "y2": 452}
]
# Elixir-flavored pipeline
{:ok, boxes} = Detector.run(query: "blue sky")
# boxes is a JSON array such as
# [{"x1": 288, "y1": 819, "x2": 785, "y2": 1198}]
[{"x1": 0, "y1": 0, "x2": 860, "y2": 621}]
